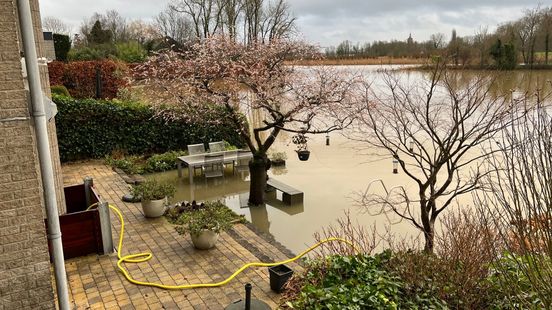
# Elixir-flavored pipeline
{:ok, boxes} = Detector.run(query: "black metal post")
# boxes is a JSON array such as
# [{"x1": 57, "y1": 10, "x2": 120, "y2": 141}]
[{"x1": 245, "y1": 283, "x2": 252, "y2": 310}]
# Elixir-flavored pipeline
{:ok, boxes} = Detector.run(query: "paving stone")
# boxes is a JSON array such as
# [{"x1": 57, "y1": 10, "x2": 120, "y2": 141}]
[{"x1": 58, "y1": 161, "x2": 301, "y2": 309}]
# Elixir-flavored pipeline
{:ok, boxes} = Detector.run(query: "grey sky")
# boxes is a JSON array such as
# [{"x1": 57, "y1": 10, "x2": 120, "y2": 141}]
[{"x1": 39, "y1": 0, "x2": 537, "y2": 47}]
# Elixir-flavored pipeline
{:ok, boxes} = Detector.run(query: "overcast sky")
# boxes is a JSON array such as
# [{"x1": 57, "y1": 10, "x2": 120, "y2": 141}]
[{"x1": 39, "y1": 0, "x2": 537, "y2": 47}]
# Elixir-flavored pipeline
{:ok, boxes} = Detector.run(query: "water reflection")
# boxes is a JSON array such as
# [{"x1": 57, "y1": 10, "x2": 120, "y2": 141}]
[
  {"x1": 146, "y1": 66, "x2": 552, "y2": 254},
  {"x1": 147, "y1": 168, "x2": 305, "y2": 238}
]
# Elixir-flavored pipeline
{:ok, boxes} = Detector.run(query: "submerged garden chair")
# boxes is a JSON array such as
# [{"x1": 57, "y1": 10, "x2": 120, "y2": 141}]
[
  {"x1": 202, "y1": 154, "x2": 225, "y2": 179},
  {"x1": 208, "y1": 141, "x2": 226, "y2": 153},
  {"x1": 187, "y1": 143, "x2": 206, "y2": 176},
  {"x1": 233, "y1": 150, "x2": 251, "y2": 176}
]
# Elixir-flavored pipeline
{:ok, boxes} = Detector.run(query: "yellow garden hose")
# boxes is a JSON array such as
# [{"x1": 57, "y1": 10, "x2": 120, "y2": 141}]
[{"x1": 88, "y1": 203, "x2": 358, "y2": 290}]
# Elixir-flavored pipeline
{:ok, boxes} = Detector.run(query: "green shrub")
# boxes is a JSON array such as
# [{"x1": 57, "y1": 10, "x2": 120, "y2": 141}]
[
  {"x1": 116, "y1": 41, "x2": 148, "y2": 63},
  {"x1": 68, "y1": 46, "x2": 109, "y2": 61},
  {"x1": 50, "y1": 85, "x2": 70, "y2": 97},
  {"x1": 286, "y1": 252, "x2": 447, "y2": 309},
  {"x1": 144, "y1": 150, "x2": 188, "y2": 172},
  {"x1": 171, "y1": 201, "x2": 235, "y2": 235},
  {"x1": 54, "y1": 95, "x2": 244, "y2": 162},
  {"x1": 53, "y1": 33, "x2": 71, "y2": 61},
  {"x1": 131, "y1": 179, "x2": 175, "y2": 201},
  {"x1": 105, "y1": 155, "x2": 144, "y2": 175},
  {"x1": 486, "y1": 253, "x2": 549, "y2": 309}
]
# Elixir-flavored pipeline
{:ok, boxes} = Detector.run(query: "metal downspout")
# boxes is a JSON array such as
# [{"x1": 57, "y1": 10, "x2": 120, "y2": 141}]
[{"x1": 15, "y1": 1, "x2": 70, "y2": 309}]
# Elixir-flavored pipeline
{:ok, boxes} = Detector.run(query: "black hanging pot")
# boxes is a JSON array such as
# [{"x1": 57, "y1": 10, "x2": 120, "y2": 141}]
[{"x1": 296, "y1": 150, "x2": 310, "y2": 161}]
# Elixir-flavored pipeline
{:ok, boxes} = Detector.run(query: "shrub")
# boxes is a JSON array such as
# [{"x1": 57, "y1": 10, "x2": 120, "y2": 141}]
[
  {"x1": 50, "y1": 85, "x2": 70, "y2": 97},
  {"x1": 105, "y1": 155, "x2": 144, "y2": 175},
  {"x1": 131, "y1": 179, "x2": 175, "y2": 201},
  {"x1": 54, "y1": 95, "x2": 244, "y2": 162},
  {"x1": 486, "y1": 253, "x2": 550, "y2": 309},
  {"x1": 53, "y1": 33, "x2": 71, "y2": 61},
  {"x1": 171, "y1": 201, "x2": 235, "y2": 235},
  {"x1": 67, "y1": 46, "x2": 109, "y2": 61},
  {"x1": 285, "y1": 252, "x2": 447, "y2": 309},
  {"x1": 116, "y1": 41, "x2": 148, "y2": 63},
  {"x1": 144, "y1": 150, "x2": 188, "y2": 172},
  {"x1": 47, "y1": 60, "x2": 128, "y2": 99}
]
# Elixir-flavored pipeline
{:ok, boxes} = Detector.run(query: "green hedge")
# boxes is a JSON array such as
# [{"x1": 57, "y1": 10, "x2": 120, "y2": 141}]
[{"x1": 54, "y1": 95, "x2": 244, "y2": 162}]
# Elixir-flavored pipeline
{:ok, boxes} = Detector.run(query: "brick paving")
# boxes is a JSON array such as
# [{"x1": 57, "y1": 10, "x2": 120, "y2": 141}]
[{"x1": 58, "y1": 161, "x2": 300, "y2": 309}]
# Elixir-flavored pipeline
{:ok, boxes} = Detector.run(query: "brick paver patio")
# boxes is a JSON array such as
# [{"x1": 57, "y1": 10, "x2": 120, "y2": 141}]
[{"x1": 57, "y1": 161, "x2": 300, "y2": 309}]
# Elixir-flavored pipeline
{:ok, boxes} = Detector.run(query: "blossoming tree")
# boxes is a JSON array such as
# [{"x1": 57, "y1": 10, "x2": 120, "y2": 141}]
[{"x1": 138, "y1": 36, "x2": 357, "y2": 205}]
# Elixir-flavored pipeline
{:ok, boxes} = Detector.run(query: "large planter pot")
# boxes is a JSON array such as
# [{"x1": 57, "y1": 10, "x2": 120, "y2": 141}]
[
  {"x1": 190, "y1": 230, "x2": 219, "y2": 250},
  {"x1": 296, "y1": 150, "x2": 310, "y2": 161},
  {"x1": 141, "y1": 198, "x2": 166, "y2": 218}
]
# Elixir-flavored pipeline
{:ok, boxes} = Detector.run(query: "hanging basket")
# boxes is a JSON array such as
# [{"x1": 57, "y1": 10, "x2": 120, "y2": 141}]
[{"x1": 296, "y1": 150, "x2": 310, "y2": 161}]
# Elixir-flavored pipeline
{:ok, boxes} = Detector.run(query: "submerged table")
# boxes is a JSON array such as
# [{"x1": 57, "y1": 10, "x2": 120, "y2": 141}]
[{"x1": 177, "y1": 150, "x2": 253, "y2": 184}]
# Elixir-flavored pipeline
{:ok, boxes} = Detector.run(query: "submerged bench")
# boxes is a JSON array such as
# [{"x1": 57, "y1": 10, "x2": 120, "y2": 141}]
[{"x1": 267, "y1": 178, "x2": 304, "y2": 205}]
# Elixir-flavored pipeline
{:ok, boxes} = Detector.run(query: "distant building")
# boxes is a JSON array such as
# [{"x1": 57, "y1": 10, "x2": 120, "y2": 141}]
[
  {"x1": 43, "y1": 31, "x2": 56, "y2": 61},
  {"x1": 407, "y1": 33, "x2": 414, "y2": 45}
]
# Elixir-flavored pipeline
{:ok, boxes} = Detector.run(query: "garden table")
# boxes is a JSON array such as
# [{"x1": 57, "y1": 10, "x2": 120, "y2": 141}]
[{"x1": 177, "y1": 150, "x2": 253, "y2": 184}]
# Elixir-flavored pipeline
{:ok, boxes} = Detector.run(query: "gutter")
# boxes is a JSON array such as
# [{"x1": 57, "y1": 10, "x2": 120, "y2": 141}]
[{"x1": 15, "y1": 1, "x2": 70, "y2": 309}]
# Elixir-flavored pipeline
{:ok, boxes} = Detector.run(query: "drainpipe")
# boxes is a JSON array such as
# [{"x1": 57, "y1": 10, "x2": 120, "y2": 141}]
[{"x1": 16, "y1": 1, "x2": 70, "y2": 309}]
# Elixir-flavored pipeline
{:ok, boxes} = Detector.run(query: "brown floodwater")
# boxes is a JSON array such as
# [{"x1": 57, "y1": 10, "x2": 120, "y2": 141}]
[{"x1": 146, "y1": 66, "x2": 552, "y2": 254}]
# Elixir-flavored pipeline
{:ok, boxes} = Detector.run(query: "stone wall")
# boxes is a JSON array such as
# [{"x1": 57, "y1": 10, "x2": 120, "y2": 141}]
[{"x1": 0, "y1": 0, "x2": 65, "y2": 309}]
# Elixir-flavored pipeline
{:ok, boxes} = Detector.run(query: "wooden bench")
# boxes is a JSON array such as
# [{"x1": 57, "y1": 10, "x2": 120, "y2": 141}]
[{"x1": 267, "y1": 178, "x2": 304, "y2": 205}]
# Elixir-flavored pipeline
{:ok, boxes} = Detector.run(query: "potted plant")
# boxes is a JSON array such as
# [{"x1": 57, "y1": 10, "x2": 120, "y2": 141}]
[
  {"x1": 268, "y1": 264, "x2": 294, "y2": 293},
  {"x1": 292, "y1": 133, "x2": 310, "y2": 161},
  {"x1": 131, "y1": 179, "x2": 175, "y2": 218},
  {"x1": 269, "y1": 151, "x2": 287, "y2": 166},
  {"x1": 173, "y1": 201, "x2": 234, "y2": 250}
]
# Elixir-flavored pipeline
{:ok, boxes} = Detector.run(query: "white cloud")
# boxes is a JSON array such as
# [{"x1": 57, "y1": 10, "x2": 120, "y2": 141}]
[{"x1": 39, "y1": 0, "x2": 536, "y2": 46}]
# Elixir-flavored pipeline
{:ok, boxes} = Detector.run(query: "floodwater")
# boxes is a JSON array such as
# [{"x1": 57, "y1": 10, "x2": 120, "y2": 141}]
[{"x1": 147, "y1": 66, "x2": 552, "y2": 254}]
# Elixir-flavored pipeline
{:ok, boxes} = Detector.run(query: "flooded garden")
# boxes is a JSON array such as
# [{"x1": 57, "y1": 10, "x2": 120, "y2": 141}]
[{"x1": 146, "y1": 65, "x2": 552, "y2": 254}]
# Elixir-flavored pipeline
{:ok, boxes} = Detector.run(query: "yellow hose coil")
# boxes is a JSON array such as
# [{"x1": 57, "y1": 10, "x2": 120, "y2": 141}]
[{"x1": 88, "y1": 203, "x2": 358, "y2": 290}]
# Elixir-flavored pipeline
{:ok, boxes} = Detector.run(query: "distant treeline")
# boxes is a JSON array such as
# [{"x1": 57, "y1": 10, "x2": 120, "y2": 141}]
[{"x1": 325, "y1": 5, "x2": 552, "y2": 69}]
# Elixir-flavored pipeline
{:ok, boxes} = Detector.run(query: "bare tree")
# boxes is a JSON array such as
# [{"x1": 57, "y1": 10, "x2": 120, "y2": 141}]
[
  {"x1": 430, "y1": 32, "x2": 446, "y2": 50},
  {"x1": 475, "y1": 90, "x2": 552, "y2": 308},
  {"x1": 79, "y1": 11, "x2": 129, "y2": 44},
  {"x1": 539, "y1": 7, "x2": 552, "y2": 65},
  {"x1": 515, "y1": 6, "x2": 541, "y2": 66},
  {"x1": 170, "y1": 0, "x2": 225, "y2": 39},
  {"x1": 243, "y1": 0, "x2": 263, "y2": 44},
  {"x1": 350, "y1": 64, "x2": 515, "y2": 252},
  {"x1": 260, "y1": 0, "x2": 296, "y2": 43},
  {"x1": 127, "y1": 20, "x2": 161, "y2": 44},
  {"x1": 42, "y1": 16, "x2": 71, "y2": 35},
  {"x1": 221, "y1": 0, "x2": 243, "y2": 40},
  {"x1": 473, "y1": 26, "x2": 491, "y2": 67},
  {"x1": 103, "y1": 10, "x2": 128, "y2": 42},
  {"x1": 155, "y1": 6, "x2": 195, "y2": 44}
]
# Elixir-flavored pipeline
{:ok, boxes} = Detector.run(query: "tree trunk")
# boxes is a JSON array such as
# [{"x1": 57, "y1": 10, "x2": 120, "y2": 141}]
[
  {"x1": 546, "y1": 33, "x2": 549, "y2": 65},
  {"x1": 421, "y1": 201, "x2": 435, "y2": 253},
  {"x1": 248, "y1": 155, "x2": 269, "y2": 205},
  {"x1": 423, "y1": 224, "x2": 435, "y2": 253}
]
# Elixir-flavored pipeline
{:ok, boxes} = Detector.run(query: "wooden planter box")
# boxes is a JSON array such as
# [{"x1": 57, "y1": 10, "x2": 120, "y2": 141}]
[{"x1": 45, "y1": 179, "x2": 113, "y2": 259}]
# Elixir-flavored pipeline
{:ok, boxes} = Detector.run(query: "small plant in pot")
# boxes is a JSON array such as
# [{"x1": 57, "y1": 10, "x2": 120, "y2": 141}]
[
  {"x1": 269, "y1": 151, "x2": 287, "y2": 166},
  {"x1": 131, "y1": 179, "x2": 175, "y2": 218},
  {"x1": 173, "y1": 201, "x2": 234, "y2": 250},
  {"x1": 292, "y1": 133, "x2": 310, "y2": 161}
]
